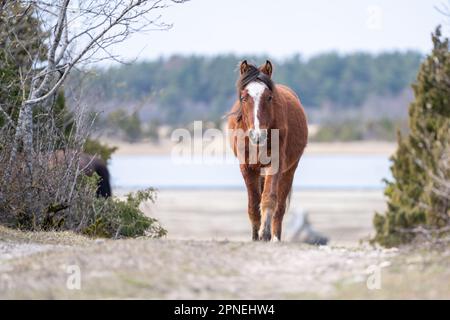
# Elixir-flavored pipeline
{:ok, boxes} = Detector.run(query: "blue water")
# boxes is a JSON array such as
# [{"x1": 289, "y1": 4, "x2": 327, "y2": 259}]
[{"x1": 109, "y1": 154, "x2": 392, "y2": 190}]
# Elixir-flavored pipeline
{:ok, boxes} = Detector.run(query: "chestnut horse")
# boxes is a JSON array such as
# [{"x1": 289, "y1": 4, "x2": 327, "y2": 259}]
[{"x1": 227, "y1": 60, "x2": 308, "y2": 241}]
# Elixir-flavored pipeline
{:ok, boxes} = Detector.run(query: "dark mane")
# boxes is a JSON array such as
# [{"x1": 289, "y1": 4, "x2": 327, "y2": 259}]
[
  {"x1": 227, "y1": 63, "x2": 275, "y2": 121},
  {"x1": 237, "y1": 63, "x2": 274, "y2": 93}
]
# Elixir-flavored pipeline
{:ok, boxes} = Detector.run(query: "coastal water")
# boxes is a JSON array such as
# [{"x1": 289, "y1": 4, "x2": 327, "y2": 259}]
[{"x1": 109, "y1": 154, "x2": 391, "y2": 190}]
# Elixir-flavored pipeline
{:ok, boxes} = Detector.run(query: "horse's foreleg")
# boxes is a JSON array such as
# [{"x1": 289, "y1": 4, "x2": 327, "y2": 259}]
[
  {"x1": 260, "y1": 173, "x2": 279, "y2": 241},
  {"x1": 240, "y1": 165, "x2": 261, "y2": 241},
  {"x1": 272, "y1": 164, "x2": 298, "y2": 241}
]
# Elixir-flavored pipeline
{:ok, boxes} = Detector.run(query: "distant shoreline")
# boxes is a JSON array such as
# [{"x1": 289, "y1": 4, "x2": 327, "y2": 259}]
[{"x1": 102, "y1": 139, "x2": 397, "y2": 157}]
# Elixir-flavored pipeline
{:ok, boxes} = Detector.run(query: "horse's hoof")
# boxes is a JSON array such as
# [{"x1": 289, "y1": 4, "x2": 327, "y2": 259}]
[{"x1": 271, "y1": 236, "x2": 280, "y2": 242}]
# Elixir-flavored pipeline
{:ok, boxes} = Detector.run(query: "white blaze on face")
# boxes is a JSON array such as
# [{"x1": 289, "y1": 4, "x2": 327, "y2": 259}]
[{"x1": 245, "y1": 81, "x2": 267, "y2": 134}]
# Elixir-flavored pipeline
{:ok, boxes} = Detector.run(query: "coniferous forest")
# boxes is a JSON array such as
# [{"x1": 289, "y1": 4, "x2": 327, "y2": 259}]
[{"x1": 79, "y1": 52, "x2": 422, "y2": 125}]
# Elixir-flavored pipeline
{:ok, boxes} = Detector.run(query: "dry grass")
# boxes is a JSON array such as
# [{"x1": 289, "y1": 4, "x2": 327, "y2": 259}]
[
  {"x1": 1, "y1": 225, "x2": 449, "y2": 299},
  {"x1": 0, "y1": 225, "x2": 92, "y2": 246}
]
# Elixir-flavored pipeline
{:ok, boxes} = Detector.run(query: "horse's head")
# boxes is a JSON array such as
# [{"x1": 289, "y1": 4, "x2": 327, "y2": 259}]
[{"x1": 237, "y1": 60, "x2": 275, "y2": 145}]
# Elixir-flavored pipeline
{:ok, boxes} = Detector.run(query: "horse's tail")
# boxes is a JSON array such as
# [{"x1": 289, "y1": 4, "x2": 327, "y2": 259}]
[{"x1": 93, "y1": 160, "x2": 112, "y2": 198}]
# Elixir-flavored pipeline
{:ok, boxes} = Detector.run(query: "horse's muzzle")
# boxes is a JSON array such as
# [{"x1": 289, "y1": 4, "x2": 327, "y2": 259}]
[{"x1": 249, "y1": 129, "x2": 268, "y2": 145}]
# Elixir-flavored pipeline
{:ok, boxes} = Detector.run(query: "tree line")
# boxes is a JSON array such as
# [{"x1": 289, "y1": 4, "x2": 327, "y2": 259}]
[{"x1": 81, "y1": 52, "x2": 423, "y2": 124}]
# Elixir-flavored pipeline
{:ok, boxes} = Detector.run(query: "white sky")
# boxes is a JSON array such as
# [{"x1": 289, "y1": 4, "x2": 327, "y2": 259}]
[{"x1": 105, "y1": 0, "x2": 449, "y2": 62}]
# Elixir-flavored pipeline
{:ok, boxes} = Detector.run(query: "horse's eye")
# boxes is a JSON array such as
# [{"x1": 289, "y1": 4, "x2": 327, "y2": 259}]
[
  {"x1": 240, "y1": 96, "x2": 247, "y2": 102},
  {"x1": 268, "y1": 96, "x2": 273, "y2": 102}
]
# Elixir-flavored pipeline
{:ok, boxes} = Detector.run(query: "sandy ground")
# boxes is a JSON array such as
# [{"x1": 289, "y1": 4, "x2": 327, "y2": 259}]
[
  {"x1": 1, "y1": 189, "x2": 449, "y2": 299},
  {"x1": 0, "y1": 225, "x2": 449, "y2": 299},
  {"x1": 137, "y1": 189, "x2": 386, "y2": 245}
]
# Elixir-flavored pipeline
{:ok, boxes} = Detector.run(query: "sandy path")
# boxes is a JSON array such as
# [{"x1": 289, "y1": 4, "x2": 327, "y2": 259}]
[
  {"x1": 1, "y1": 233, "x2": 448, "y2": 299},
  {"x1": 0, "y1": 234, "x2": 396, "y2": 299},
  {"x1": 1, "y1": 190, "x2": 448, "y2": 299}
]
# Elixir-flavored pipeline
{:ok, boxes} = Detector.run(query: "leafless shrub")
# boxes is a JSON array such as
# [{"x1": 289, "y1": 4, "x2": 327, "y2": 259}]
[{"x1": 0, "y1": 0, "x2": 186, "y2": 235}]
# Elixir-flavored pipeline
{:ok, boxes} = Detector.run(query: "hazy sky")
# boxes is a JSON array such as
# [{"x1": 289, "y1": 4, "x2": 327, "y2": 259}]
[{"x1": 106, "y1": 0, "x2": 449, "y2": 62}]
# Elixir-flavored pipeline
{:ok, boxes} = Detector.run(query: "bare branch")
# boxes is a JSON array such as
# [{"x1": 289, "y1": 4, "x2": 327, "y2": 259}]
[{"x1": 0, "y1": 104, "x2": 15, "y2": 128}]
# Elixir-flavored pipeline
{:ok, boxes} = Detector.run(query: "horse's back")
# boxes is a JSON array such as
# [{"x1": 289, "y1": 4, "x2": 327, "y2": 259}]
[
  {"x1": 276, "y1": 84, "x2": 308, "y2": 171},
  {"x1": 51, "y1": 150, "x2": 111, "y2": 197},
  {"x1": 277, "y1": 84, "x2": 301, "y2": 103},
  {"x1": 79, "y1": 152, "x2": 112, "y2": 197}
]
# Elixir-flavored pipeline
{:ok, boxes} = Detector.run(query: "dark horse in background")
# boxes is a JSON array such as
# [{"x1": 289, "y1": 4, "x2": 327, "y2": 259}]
[
  {"x1": 52, "y1": 150, "x2": 112, "y2": 198},
  {"x1": 228, "y1": 60, "x2": 308, "y2": 241}
]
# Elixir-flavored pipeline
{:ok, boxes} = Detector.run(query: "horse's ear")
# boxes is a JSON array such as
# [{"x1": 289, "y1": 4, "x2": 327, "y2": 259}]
[
  {"x1": 260, "y1": 60, "x2": 273, "y2": 77},
  {"x1": 239, "y1": 60, "x2": 249, "y2": 75}
]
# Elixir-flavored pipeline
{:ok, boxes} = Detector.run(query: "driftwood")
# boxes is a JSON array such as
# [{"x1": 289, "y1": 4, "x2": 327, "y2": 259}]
[{"x1": 288, "y1": 210, "x2": 329, "y2": 245}]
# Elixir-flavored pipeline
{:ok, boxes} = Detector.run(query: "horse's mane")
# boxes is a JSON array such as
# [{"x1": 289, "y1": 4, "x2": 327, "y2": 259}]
[
  {"x1": 228, "y1": 63, "x2": 275, "y2": 121},
  {"x1": 237, "y1": 64, "x2": 274, "y2": 93}
]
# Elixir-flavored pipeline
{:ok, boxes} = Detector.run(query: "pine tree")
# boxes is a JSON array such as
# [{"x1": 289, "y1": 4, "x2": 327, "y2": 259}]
[{"x1": 373, "y1": 27, "x2": 450, "y2": 247}]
